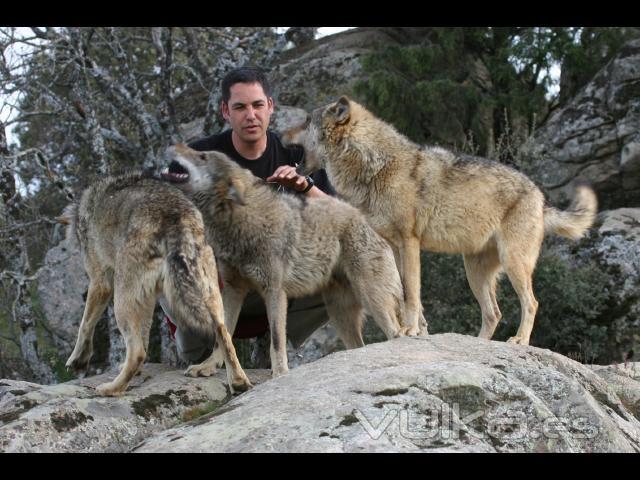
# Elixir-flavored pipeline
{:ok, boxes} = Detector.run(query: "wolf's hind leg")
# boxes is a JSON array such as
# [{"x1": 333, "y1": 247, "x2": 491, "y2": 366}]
[
  {"x1": 463, "y1": 249, "x2": 503, "y2": 340},
  {"x1": 322, "y1": 281, "x2": 365, "y2": 349},
  {"x1": 66, "y1": 276, "x2": 112, "y2": 374}
]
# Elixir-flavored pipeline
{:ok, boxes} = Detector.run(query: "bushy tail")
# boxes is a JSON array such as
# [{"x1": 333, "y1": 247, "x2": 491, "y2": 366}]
[
  {"x1": 162, "y1": 228, "x2": 217, "y2": 343},
  {"x1": 544, "y1": 184, "x2": 598, "y2": 240}
]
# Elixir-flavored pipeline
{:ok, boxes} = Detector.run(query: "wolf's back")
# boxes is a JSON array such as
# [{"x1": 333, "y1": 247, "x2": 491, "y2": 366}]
[{"x1": 543, "y1": 185, "x2": 598, "y2": 240}]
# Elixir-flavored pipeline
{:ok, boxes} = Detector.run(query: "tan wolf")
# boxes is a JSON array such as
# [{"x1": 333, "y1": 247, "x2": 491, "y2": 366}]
[
  {"x1": 282, "y1": 96, "x2": 598, "y2": 346},
  {"x1": 161, "y1": 144, "x2": 406, "y2": 378},
  {"x1": 62, "y1": 172, "x2": 252, "y2": 396}
]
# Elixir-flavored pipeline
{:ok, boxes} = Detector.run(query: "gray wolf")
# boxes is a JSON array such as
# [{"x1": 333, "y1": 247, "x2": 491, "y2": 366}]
[
  {"x1": 162, "y1": 144, "x2": 406, "y2": 378},
  {"x1": 282, "y1": 96, "x2": 598, "y2": 346},
  {"x1": 62, "y1": 172, "x2": 252, "y2": 396}
]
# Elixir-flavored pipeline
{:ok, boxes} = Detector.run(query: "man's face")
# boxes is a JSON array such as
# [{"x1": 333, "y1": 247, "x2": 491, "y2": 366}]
[{"x1": 221, "y1": 82, "x2": 274, "y2": 144}]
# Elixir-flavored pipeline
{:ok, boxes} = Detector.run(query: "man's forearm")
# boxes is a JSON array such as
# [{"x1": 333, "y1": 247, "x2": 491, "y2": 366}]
[{"x1": 304, "y1": 185, "x2": 328, "y2": 198}]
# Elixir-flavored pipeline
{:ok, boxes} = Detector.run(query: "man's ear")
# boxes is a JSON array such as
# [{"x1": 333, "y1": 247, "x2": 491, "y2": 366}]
[
  {"x1": 221, "y1": 100, "x2": 230, "y2": 121},
  {"x1": 331, "y1": 96, "x2": 351, "y2": 125},
  {"x1": 226, "y1": 177, "x2": 246, "y2": 205}
]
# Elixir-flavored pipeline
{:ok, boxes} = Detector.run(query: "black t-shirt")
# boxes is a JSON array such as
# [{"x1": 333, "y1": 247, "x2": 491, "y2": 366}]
[{"x1": 188, "y1": 129, "x2": 336, "y2": 196}]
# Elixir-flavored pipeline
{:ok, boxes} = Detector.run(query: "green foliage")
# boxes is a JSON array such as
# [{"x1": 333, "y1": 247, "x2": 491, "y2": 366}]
[
  {"x1": 181, "y1": 400, "x2": 225, "y2": 423},
  {"x1": 354, "y1": 30, "x2": 485, "y2": 148}
]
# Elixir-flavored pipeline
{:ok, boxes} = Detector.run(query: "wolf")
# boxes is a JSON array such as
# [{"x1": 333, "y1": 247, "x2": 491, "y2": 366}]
[
  {"x1": 161, "y1": 144, "x2": 406, "y2": 378},
  {"x1": 282, "y1": 96, "x2": 598, "y2": 346},
  {"x1": 62, "y1": 172, "x2": 252, "y2": 396}
]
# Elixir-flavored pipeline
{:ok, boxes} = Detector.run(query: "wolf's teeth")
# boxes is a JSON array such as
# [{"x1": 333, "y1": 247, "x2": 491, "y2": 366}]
[{"x1": 161, "y1": 167, "x2": 169, "y2": 174}]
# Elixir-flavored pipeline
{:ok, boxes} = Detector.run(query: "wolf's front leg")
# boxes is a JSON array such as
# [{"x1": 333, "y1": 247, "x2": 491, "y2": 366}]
[
  {"x1": 398, "y1": 236, "x2": 422, "y2": 336},
  {"x1": 264, "y1": 288, "x2": 289, "y2": 378}
]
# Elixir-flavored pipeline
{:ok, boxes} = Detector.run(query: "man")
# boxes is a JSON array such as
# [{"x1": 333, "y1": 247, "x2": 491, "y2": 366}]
[{"x1": 164, "y1": 66, "x2": 336, "y2": 366}]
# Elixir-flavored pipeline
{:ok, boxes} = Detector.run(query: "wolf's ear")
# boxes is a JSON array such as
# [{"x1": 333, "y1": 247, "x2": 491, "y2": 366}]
[
  {"x1": 226, "y1": 178, "x2": 246, "y2": 206},
  {"x1": 330, "y1": 96, "x2": 351, "y2": 125}
]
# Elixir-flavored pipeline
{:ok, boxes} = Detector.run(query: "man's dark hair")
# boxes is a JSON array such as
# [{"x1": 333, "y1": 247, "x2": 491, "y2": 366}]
[{"x1": 221, "y1": 66, "x2": 272, "y2": 104}]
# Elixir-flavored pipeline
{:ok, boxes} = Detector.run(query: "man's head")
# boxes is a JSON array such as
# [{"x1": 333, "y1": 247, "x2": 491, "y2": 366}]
[{"x1": 221, "y1": 66, "x2": 274, "y2": 146}]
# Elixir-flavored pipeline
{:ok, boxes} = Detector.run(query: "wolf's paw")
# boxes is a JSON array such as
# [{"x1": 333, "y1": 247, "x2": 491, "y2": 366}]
[
  {"x1": 271, "y1": 367, "x2": 289, "y2": 379},
  {"x1": 231, "y1": 376, "x2": 253, "y2": 394},
  {"x1": 399, "y1": 325, "x2": 421, "y2": 337},
  {"x1": 65, "y1": 354, "x2": 90, "y2": 375},
  {"x1": 184, "y1": 363, "x2": 217, "y2": 377},
  {"x1": 96, "y1": 381, "x2": 126, "y2": 397},
  {"x1": 506, "y1": 336, "x2": 529, "y2": 345}
]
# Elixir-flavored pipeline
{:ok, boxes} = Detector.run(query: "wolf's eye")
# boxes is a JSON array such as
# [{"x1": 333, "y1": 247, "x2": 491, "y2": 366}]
[{"x1": 200, "y1": 153, "x2": 206, "y2": 161}]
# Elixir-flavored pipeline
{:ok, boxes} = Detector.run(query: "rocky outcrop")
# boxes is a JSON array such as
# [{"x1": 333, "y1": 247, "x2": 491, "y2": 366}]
[
  {"x1": 4, "y1": 334, "x2": 639, "y2": 453},
  {"x1": 134, "y1": 334, "x2": 640, "y2": 453},
  {"x1": 0, "y1": 364, "x2": 270, "y2": 453},
  {"x1": 521, "y1": 39, "x2": 640, "y2": 210}
]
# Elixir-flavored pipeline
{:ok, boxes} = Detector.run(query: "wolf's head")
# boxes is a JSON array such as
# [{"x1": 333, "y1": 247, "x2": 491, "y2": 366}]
[
  {"x1": 162, "y1": 144, "x2": 246, "y2": 206},
  {"x1": 283, "y1": 96, "x2": 389, "y2": 185},
  {"x1": 282, "y1": 96, "x2": 365, "y2": 176}
]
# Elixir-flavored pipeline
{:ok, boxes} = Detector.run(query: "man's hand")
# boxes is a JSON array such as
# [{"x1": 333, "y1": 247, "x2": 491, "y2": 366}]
[{"x1": 266, "y1": 165, "x2": 308, "y2": 192}]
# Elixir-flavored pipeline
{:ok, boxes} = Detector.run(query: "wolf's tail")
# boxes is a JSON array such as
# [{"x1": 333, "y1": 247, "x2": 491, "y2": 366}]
[
  {"x1": 161, "y1": 226, "x2": 218, "y2": 344},
  {"x1": 543, "y1": 184, "x2": 598, "y2": 240}
]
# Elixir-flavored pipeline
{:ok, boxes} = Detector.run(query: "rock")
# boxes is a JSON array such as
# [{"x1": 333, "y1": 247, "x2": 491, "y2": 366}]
[
  {"x1": 521, "y1": 39, "x2": 640, "y2": 210},
  {"x1": 590, "y1": 363, "x2": 640, "y2": 421},
  {"x1": 35, "y1": 243, "x2": 87, "y2": 352},
  {"x1": 270, "y1": 105, "x2": 308, "y2": 134},
  {"x1": 134, "y1": 334, "x2": 640, "y2": 453},
  {"x1": 288, "y1": 323, "x2": 343, "y2": 369},
  {"x1": 0, "y1": 364, "x2": 270, "y2": 453}
]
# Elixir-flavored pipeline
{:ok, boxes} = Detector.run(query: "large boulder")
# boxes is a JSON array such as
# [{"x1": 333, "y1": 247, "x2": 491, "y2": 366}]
[
  {"x1": 521, "y1": 39, "x2": 640, "y2": 210},
  {"x1": 134, "y1": 334, "x2": 640, "y2": 453},
  {"x1": 35, "y1": 244, "x2": 87, "y2": 353}
]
